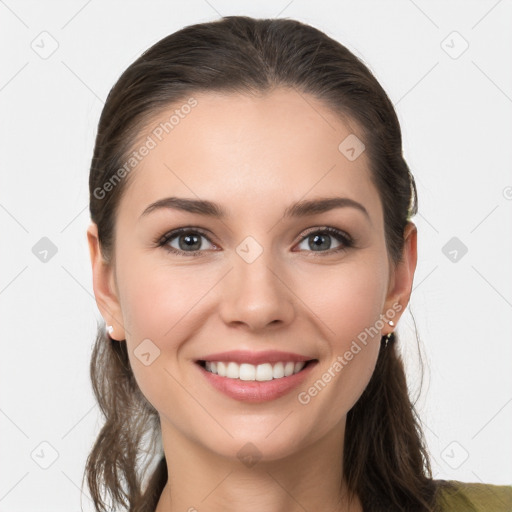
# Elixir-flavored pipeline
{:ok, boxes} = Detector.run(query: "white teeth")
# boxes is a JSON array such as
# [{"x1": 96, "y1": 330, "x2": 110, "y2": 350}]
[
  {"x1": 284, "y1": 361, "x2": 295, "y2": 376},
  {"x1": 240, "y1": 363, "x2": 256, "y2": 381},
  {"x1": 203, "y1": 360, "x2": 307, "y2": 381},
  {"x1": 272, "y1": 362, "x2": 284, "y2": 378},
  {"x1": 255, "y1": 363, "x2": 273, "y2": 381},
  {"x1": 226, "y1": 362, "x2": 239, "y2": 379},
  {"x1": 217, "y1": 361, "x2": 227, "y2": 377},
  {"x1": 294, "y1": 362, "x2": 305, "y2": 373}
]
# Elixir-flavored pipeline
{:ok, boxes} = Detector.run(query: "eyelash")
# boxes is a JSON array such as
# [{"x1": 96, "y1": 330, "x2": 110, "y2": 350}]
[{"x1": 155, "y1": 226, "x2": 354, "y2": 258}]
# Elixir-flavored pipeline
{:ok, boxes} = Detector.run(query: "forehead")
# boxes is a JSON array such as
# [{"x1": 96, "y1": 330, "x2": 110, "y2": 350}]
[{"x1": 118, "y1": 87, "x2": 381, "y2": 223}]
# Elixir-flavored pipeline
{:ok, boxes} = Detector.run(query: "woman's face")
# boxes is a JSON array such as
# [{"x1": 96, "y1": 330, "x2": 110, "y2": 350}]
[{"x1": 88, "y1": 88, "x2": 416, "y2": 462}]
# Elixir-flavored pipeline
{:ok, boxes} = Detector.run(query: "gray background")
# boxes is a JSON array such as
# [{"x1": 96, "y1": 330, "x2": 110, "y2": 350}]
[{"x1": 1, "y1": 0, "x2": 511, "y2": 510}]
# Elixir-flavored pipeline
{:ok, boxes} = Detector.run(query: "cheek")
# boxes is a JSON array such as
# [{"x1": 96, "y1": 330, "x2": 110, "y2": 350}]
[
  {"x1": 118, "y1": 255, "x2": 215, "y2": 342},
  {"x1": 114, "y1": 254, "x2": 188, "y2": 382},
  {"x1": 293, "y1": 254, "x2": 389, "y2": 348},
  {"x1": 117, "y1": 289, "x2": 195, "y2": 442},
  {"x1": 115, "y1": 255, "x2": 226, "y2": 412},
  {"x1": 291, "y1": 257, "x2": 387, "y2": 426}
]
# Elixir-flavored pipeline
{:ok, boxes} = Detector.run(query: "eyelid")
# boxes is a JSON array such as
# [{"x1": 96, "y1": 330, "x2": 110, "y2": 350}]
[
  {"x1": 156, "y1": 225, "x2": 354, "y2": 256},
  {"x1": 298, "y1": 226, "x2": 353, "y2": 245},
  {"x1": 156, "y1": 225, "x2": 214, "y2": 242},
  {"x1": 156, "y1": 227, "x2": 217, "y2": 253}
]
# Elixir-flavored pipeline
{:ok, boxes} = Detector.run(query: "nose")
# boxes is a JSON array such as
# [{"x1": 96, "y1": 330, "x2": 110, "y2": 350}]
[{"x1": 218, "y1": 249, "x2": 295, "y2": 332}]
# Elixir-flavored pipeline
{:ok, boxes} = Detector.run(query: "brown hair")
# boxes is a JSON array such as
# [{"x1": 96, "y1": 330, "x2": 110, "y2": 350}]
[{"x1": 85, "y1": 15, "x2": 450, "y2": 512}]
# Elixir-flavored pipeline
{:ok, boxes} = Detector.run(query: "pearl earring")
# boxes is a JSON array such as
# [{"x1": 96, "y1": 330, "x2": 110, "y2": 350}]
[
  {"x1": 383, "y1": 319, "x2": 395, "y2": 348},
  {"x1": 106, "y1": 324, "x2": 114, "y2": 336}
]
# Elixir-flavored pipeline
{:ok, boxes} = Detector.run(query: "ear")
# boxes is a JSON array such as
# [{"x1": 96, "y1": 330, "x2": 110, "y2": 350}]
[
  {"x1": 382, "y1": 222, "x2": 417, "y2": 334},
  {"x1": 87, "y1": 221, "x2": 126, "y2": 340}
]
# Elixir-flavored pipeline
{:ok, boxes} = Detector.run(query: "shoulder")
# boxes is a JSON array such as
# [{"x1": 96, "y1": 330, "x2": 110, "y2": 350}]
[{"x1": 435, "y1": 479, "x2": 512, "y2": 511}]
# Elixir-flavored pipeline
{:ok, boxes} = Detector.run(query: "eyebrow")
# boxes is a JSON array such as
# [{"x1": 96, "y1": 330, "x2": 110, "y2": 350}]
[{"x1": 139, "y1": 196, "x2": 370, "y2": 221}]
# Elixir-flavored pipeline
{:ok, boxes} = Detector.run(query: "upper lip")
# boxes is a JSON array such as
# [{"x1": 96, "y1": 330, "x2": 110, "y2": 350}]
[{"x1": 197, "y1": 350, "x2": 314, "y2": 365}]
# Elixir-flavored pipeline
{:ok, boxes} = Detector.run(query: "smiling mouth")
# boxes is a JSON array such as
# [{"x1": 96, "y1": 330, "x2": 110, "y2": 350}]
[{"x1": 196, "y1": 359, "x2": 317, "y2": 382}]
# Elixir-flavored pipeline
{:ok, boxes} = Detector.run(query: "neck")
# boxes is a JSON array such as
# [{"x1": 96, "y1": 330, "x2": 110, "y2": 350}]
[{"x1": 154, "y1": 418, "x2": 362, "y2": 512}]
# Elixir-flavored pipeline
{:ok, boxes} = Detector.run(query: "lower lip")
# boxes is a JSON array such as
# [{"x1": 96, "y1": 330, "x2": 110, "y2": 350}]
[{"x1": 196, "y1": 361, "x2": 318, "y2": 403}]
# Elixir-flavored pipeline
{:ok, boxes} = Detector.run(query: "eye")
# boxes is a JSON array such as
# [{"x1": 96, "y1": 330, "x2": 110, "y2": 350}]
[
  {"x1": 156, "y1": 226, "x2": 354, "y2": 257},
  {"x1": 294, "y1": 227, "x2": 353, "y2": 255},
  {"x1": 157, "y1": 228, "x2": 216, "y2": 256}
]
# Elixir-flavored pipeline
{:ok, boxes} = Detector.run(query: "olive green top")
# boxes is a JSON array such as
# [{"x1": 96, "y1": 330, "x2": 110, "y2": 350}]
[{"x1": 437, "y1": 480, "x2": 512, "y2": 511}]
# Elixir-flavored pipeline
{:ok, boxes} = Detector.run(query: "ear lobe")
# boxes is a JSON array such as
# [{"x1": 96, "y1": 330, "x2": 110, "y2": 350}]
[
  {"x1": 86, "y1": 221, "x2": 126, "y2": 340},
  {"x1": 383, "y1": 222, "x2": 418, "y2": 330}
]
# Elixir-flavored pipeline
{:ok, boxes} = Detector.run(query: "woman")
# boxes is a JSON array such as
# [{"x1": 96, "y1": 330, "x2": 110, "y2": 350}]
[{"x1": 85, "y1": 15, "x2": 512, "y2": 512}]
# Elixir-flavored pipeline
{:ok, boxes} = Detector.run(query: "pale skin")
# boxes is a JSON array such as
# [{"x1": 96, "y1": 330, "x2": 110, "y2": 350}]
[{"x1": 87, "y1": 87, "x2": 417, "y2": 512}]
